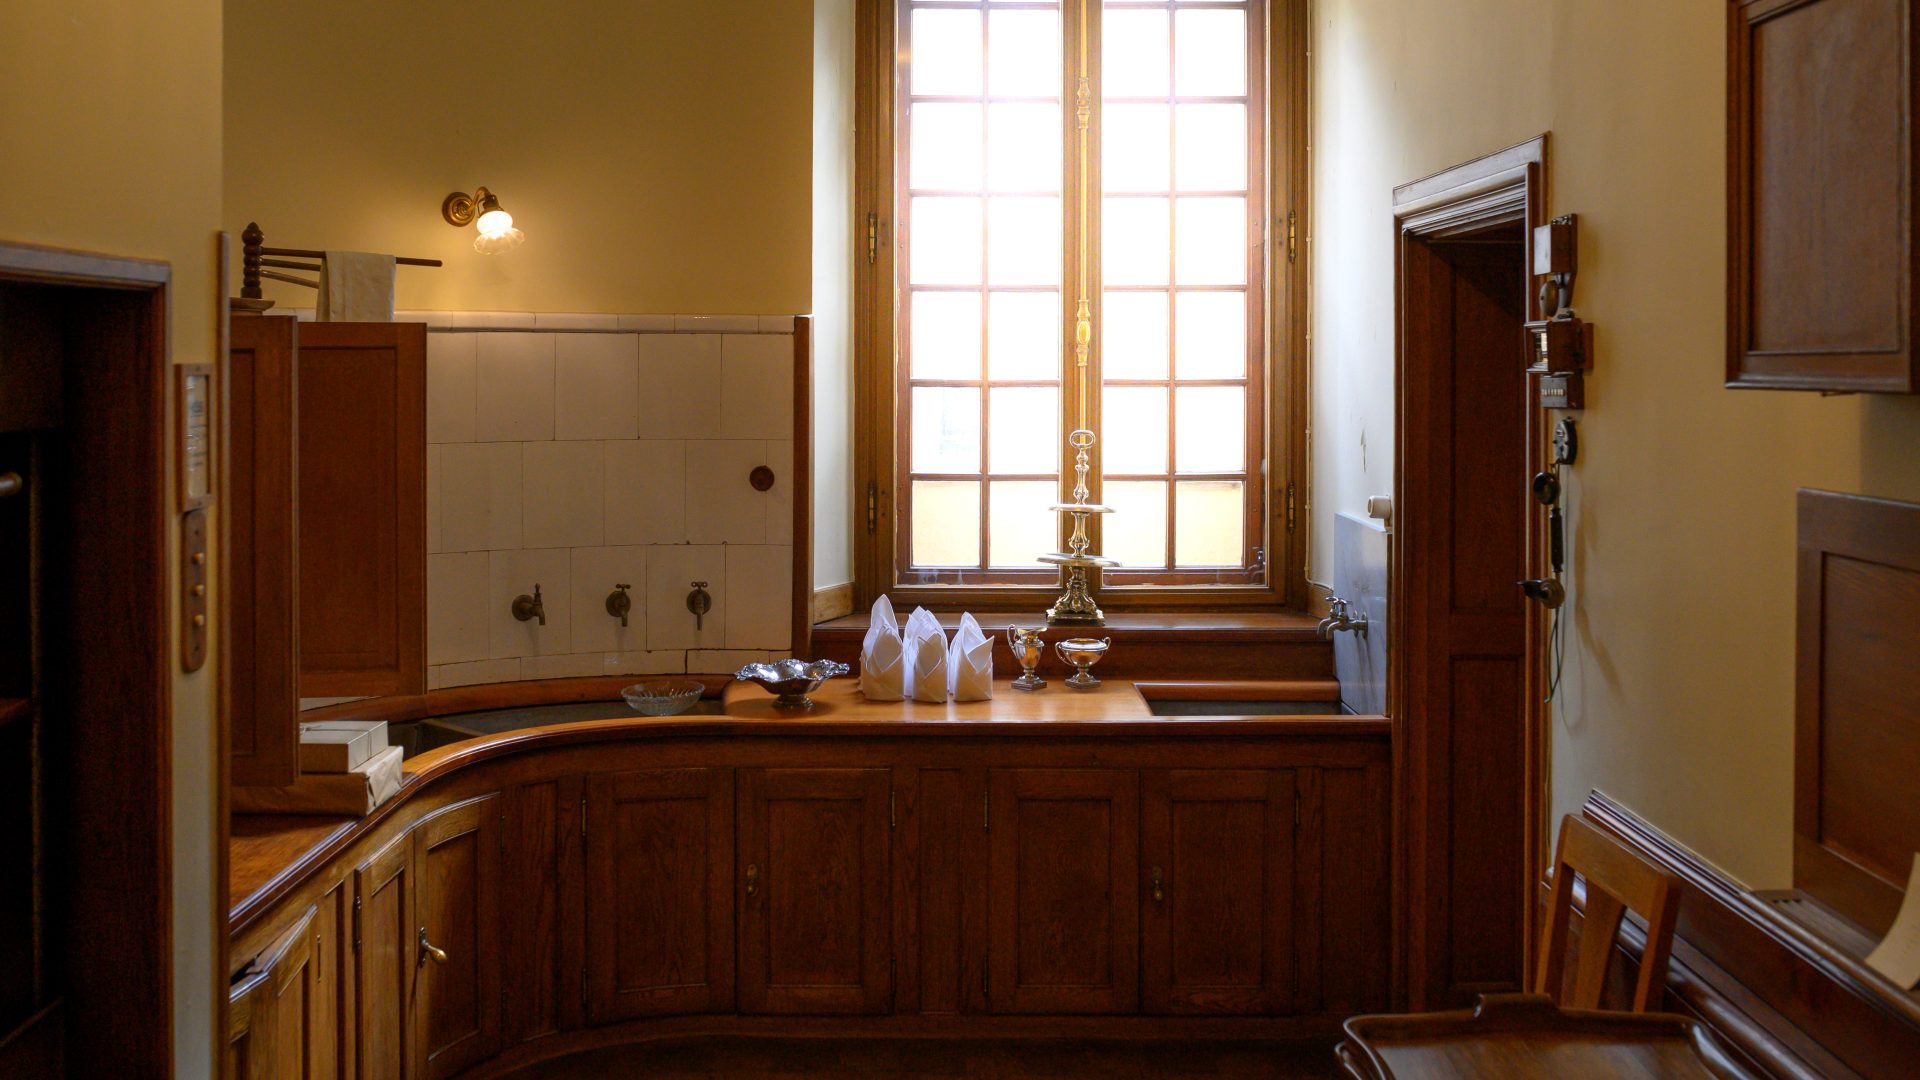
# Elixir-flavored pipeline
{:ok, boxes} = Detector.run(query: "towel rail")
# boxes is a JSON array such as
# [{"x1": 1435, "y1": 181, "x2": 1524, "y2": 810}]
[{"x1": 238, "y1": 221, "x2": 442, "y2": 303}]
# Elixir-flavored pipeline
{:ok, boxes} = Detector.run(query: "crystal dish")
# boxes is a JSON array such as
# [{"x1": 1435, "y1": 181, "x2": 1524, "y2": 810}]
[{"x1": 620, "y1": 679, "x2": 706, "y2": 716}]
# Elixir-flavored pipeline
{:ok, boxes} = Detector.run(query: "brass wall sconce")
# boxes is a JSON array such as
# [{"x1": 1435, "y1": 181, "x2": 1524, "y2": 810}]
[{"x1": 441, "y1": 186, "x2": 525, "y2": 254}]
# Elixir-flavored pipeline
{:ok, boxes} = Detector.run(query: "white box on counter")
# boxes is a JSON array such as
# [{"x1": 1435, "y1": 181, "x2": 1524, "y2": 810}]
[
  {"x1": 297, "y1": 719, "x2": 389, "y2": 773},
  {"x1": 233, "y1": 744, "x2": 405, "y2": 816}
]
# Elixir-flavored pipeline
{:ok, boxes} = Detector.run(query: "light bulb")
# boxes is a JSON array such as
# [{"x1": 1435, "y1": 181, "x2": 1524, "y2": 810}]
[{"x1": 475, "y1": 207, "x2": 514, "y2": 238}]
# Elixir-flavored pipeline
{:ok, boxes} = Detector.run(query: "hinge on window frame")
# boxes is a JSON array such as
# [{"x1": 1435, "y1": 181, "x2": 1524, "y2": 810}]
[
  {"x1": 867, "y1": 212, "x2": 879, "y2": 265},
  {"x1": 866, "y1": 481, "x2": 879, "y2": 535},
  {"x1": 1286, "y1": 210, "x2": 1298, "y2": 264},
  {"x1": 1286, "y1": 483, "x2": 1297, "y2": 532}
]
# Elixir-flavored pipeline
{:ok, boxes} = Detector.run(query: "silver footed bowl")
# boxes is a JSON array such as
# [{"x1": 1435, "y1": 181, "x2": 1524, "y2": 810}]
[{"x1": 734, "y1": 658, "x2": 851, "y2": 710}]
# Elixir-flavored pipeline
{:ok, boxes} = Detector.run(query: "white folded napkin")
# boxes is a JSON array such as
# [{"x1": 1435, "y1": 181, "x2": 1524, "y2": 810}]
[
  {"x1": 903, "y1": 606, "x2": 950, "y2": 704},
  {"x1": 859, "y1": 595, "x2": 904, "y2": 701},
  {"x1": 948, "y1": 613, "x2": 994, "y2": 702}
]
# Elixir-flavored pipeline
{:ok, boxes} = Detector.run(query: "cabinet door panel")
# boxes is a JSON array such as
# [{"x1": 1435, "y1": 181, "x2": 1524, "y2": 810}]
[
  {"x1": 987, "y1": 769, "x2": 1139, "y2": 1014},
  {"x1": 587, "y1": 768, "x2": 734, "y2": 1021},
  {"x1": 739, "y1": 768, "x2": 891, "y2": 1014},
  {"x1": 354, "y1": 833, "x2": 416, "y2": 1079},
  {"x1": 417, "y1": 794, "x2": 503, "y2": 1078},
  {"x1": 1142, "y1": 769, "x2": 1294, "y2": 1014}
]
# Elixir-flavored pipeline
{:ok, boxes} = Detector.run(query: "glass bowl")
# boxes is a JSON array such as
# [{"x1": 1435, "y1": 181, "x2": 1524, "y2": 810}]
[
  {"x1": 620, "y1": 679, "x2": 705, "y2": 716},
  {"x1": 734, "y1": 658, "x2": 850, "y2": 709}
]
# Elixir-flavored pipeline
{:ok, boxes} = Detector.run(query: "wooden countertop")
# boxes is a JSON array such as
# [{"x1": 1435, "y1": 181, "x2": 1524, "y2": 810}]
[{"x1": 720, "y1": 678, "x2": 1153, "y2": 721}]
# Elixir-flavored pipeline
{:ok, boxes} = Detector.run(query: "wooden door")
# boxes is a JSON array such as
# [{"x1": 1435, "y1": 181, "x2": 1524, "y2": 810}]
[
  {"x1": 738, "y1": 768, "x2": 892, "y2": 1014},
  {"x1": 586, "y1": 768, "x2": 734, "y2": 1021},
  {"x1": 297, "y1": 321, "x2": 427, "y2": 697},
  {"x1": 227, "y1": 314, "x2": 302, "y2": 786},
  {"x1": 415, "y1": 794, "x2": 503, "y2": 1078},
  {"x1": 227, "y1": 904, "x2": 321, "y2": 1079},
  {"x1": 1141, "y1": 769, "x2": 1295, "y2": 1015},
  {"x1": 354, "y1": 832, "x2": 417, "y2": 1079},
  {"x1": 986, "y1": 769, "x2": 1139, "y2": 1014}
]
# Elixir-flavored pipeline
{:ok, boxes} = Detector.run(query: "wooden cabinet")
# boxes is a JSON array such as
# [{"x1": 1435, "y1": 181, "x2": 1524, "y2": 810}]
[
  {"x1": 1141, "y1": 769, "x2": 1295, "y2": 1015},
  {"x1": 1728, "y1": 0, "x2": 1919, "y2": 392},
  {"x1": 738, "y1": 768, "x2": 892, "y2": 1014},
  {"x1": 353, "y1": 832, "x2": 417, "y2": 1079},
  {"x1": 586, "y1": 768, "x2": 734, "y2": 1021},
  {"x1": 227, "y1": 901, "x2": 338, "y2": 1079},
  {"x1": 416, "y1": 794, "x2": 503, "y2": 1077},
  {"x1": 986, "y1": 768, "x2": 1139, "y2": 1014}
]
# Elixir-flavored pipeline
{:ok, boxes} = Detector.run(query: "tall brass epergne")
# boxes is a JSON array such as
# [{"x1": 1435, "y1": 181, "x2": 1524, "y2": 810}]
[{"x1": 1040, "y1": 429, "x2": 1115, "y2": 625}]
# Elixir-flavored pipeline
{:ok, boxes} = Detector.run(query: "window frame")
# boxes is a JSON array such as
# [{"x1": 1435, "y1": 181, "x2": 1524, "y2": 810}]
[{"x1": 853, "y1": 0, "x2": 1310, "y2": 612}]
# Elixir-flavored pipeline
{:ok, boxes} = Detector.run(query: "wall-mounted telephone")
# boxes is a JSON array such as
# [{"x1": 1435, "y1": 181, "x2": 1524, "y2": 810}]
[{"x1": 1520, "y1": 418, "x2": 1577, "y2": 610}]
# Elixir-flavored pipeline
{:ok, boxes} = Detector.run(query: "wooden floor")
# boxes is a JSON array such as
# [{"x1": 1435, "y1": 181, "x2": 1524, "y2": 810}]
[{"x1": 500, "y1": 1038, "x2": 1340, "y2": 1079}]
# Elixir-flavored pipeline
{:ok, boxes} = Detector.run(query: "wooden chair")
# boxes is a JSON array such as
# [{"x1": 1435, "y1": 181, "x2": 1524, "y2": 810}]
[{"x1": 1534, "y1": 814, "x2": 1684, "y2": 1011}]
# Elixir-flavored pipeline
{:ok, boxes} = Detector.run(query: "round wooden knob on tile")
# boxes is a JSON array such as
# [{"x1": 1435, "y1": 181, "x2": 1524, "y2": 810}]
[{"x1": 749, "y1": 465, "x2": 775, "y2": 492}]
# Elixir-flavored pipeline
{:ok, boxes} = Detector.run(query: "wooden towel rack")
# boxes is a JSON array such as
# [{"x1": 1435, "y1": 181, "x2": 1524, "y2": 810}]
[{"x1": 237, "y1": 221, "x2": 441, "y2": 306}]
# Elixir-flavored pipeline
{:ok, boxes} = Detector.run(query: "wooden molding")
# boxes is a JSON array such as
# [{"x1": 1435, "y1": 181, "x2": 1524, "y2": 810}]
[{"x1": 812, "y1": 582, "x2": 854, "y2": 624}]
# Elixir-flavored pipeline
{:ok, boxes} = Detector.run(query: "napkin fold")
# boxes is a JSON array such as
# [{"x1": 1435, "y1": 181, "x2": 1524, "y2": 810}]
[
  {"x1": 859, "y1": 594, "x2": 905, "y2": 701},
  {"x1": 903, "y1": 606, "x2": 950, "y2": 704},
  {"x1": 948, "y1": 613, "x2": 994, "y2": 701}
]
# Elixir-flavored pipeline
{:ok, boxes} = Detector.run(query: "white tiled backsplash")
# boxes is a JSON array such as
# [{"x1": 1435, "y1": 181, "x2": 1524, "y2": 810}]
[{"x1": 393, "y1": 311, "x2": 797, "y2": 690}]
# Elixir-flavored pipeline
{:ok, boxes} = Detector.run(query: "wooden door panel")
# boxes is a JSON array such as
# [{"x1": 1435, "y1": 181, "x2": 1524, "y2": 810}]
[
  {"x1": 1142, "y1": 769, "x2": 1294, "y2": 1015},
  {"x1": 586, "y1": 768, "x2": 734, "y2": 1021},
  {"x1": 987, "y1": 768, "x2": 1139, "y2": 1014},
  {"x1": 416, "y1": 794, "x2": 503, "y2": 1078},
  {"x1": 738, "y1": 768, "x2": 891, "y2": 1015},
  {"x1": 226, "y1": 314, "x2": 300, "y2": 786},
  {"x1": 354, "y1": 833, "x2": 416, "y2": 1080}
]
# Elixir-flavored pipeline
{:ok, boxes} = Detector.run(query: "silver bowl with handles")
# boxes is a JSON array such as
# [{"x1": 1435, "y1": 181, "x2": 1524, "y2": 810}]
[{"x1": 734, "y1": 658, "x2": 851, "y2": 710}]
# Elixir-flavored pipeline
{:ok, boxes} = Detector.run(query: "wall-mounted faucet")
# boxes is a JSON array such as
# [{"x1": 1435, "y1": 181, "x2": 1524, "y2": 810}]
[
  {"x1": 686, "y1": 581, "x2": 711, "y2": 631},
  {"x1": 1317, "y1": 595, "x2": 1367, "y2": 640},
  {"x1": 606, "y1": 583, "x2": 632, "y2": 628},
  {"x1": 511, "y1": 584, "x2": 546, "y2": 626}
]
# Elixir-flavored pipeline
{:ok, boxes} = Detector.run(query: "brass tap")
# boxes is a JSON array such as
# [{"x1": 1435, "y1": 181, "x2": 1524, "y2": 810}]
[
  {"x1": 606, "y1": 583, "x2": 632, "y2": 628},
  {"x1": 511, "y1": 584, "x2": 546, "y2": 626}
]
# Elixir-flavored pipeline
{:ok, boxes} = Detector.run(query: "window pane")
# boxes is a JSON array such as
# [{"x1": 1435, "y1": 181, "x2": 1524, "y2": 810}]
[
  {"x1": 1174, "y1": 386, "x2": 1244, "y2": 472},
  {"x1": 1102, "y1": 386, "x2": 1169, "y2": 474},
  {"x1": 912, "y1": 386, "x2": 981, "y2": 473},
  {"x1": 913, "y1": 480, "x2": 981, "y2": 566},
  {"x1": 1102, "y1": 291, "x2": 1169, "y2": 380},
  {"x1": 1173, "y1": 8, "x2": 1246, "y2": 97},
  {"x1": 1175, "y1": 480, "x2": 1243, "y2": 566},
  {"x1": 1103, "y1": 480, "x2": 1168, "y2": 568},
  {"x1": 1102, "y1": 8, "x2": 1170, "y2": 98},
  {"x1": 987, "y1": 103, "x2": 1062, "y2": 193},
  {"x1": 1102, "y1": 196, "x2": 1170, "y2": 286},
  {"x1": 911, "y1": 8, "x2": 983, "y2": 96},
  {"x1": 1102, "y1": 104, "x2": 1170, "y2": 193},
  {"x1": 989, "y1": 386, "x2": 1059, "y2": 473},
  {"x1": 1173, "y1": 291, "x2": 1246, "y2": 378},
  {"x1": 987, "y1": 197, "x2": 1061, "y2": 286},
  {"x1": 988, "y1": 291, "x2": 1059, "y2": 380},
  {"x1": 988, "y1": 7, "x2": 1061, "y2": 97},
  {"x1": 911, "y1": 103, "x2": 984, "y2": 191},
  {"x1": 911, "y1": 197, "x2": 983, "y2": 285},
  {"x1": 1173, "y1": 196, "x2": 1245, "y2": 285},
  {"x1": 989, "y1": 480, "x2": 1058, "y2": 567},
  {"x1": 1174, "y1": 103, "x2": 1247, "y2": 192},
  {"x1": 911, "y1": 291, "x2": 982, "y2": 380}
]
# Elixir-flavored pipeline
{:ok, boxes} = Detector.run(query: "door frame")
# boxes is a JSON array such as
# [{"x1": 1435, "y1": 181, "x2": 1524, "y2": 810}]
[{"x1": 1387, "y1": 136, "x2": 1553, "y2": 1011}]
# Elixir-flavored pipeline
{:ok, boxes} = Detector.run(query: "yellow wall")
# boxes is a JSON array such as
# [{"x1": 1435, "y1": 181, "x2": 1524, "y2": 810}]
[
  {"x1": 224, "y1": 0, "x2": 815, "y2": 316},
  {"x1": 0, "y1": 0, "x2": 225, "y2": 1074},
  {"x1": 1312, "y1": 0, "x2": 1920, "y2": 886}
]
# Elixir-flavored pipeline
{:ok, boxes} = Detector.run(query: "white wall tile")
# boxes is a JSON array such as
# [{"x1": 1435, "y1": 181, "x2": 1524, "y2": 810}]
[
  {"x1": 464, "y1": 311, "x2": 535, "y2": 329},
  {"x1": 725, "y1": 545, "x2": 793, "y2": 650},
  {"x1": 767, "y1": 439, "x2": 794, "y2": 546},
  {"x1": 519, "y1": 653, "x2": 609, "y2": 680},
  {"x1": 401, "y1": 310, "x2": 455, "y2": 327},
  {"x1": 475, "y1": 332, "x2": 556, "y2": 441},
  {"x1": 689, "y1": 650, "x2": 781, "y2": 674},
  {"x1": 427, "y1": 551, "x2": 490, "y2": 665},
  {"x1": 675, "y1": 315, "x2": 758, "y2": 333},
  {"x1": 685, "y1": 440, "x2": 770, "y2": 544},
  {"x1": 647, "y1": 545, "x2": 727, "y2": 650},
  {"x1": 608, "y1": 651, "x2": 687, "y2": 676},
  {"x1": 721, "y1": 334, "x2": 794, "y2": 439},
  {"x1": 554, "y1": 333, "x2": 639, "y2": 440},
  {"x1": 605, "y1": 440, "x2": 685, "y2": 544},
  {"x1": 425, "y1": 445, "x2": 443, "y2": 553},
  {"x1": 569, "y1": 546, "x2": 648, "y2": 654},
  {"x1": 522, "y1": 441, "x2": 604, "y2": 549},
  {"x1": 617, "y1": 314, "x2": 674, "y2": 332},
  {"x1": 439, "y1": 443, "x2": 522, "y2": 552},
  {"x1": 489, "y1": 548, "x2": 572, "y2": 658},
  {"x1": 433, "y1": 658, "x2": 521, "y2": 689},
  {"x1": 535, "y1": 312, "x2": 619, "y2": 330},
  {"x1": 426, "y1": 332, "x2": 478, "y2": 443},
  {"x1": 636, "y1": 335, "x2": 722, "y2": 438}
]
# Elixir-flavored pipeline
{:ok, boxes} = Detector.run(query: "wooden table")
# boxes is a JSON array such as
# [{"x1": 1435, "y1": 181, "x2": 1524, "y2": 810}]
[{"x1": 1336, "y1": 995, "x2": 1759, "y2": 1079}]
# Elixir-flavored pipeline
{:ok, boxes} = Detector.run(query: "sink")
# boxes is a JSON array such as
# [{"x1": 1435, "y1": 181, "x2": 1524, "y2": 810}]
[
  {"x1": 393, "y1": 698, "x2": 725, "y2": 757},
  {"x1": 1146, "y1": 699, "x2": 1342, "y2": 717}
]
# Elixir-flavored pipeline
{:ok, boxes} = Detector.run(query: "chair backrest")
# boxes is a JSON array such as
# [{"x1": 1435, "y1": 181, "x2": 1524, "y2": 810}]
[{"x1": 1533, "y1": 814, "x2": 1683, "y2": 1011}]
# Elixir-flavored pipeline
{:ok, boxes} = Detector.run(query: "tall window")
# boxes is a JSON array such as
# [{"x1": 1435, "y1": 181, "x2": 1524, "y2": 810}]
[{"x1": 867, "y1": 0, "x2": 1299, "y2": 604}]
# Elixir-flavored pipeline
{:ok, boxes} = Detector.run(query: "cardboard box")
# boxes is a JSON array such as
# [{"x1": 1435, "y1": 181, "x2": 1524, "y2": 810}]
[
  {"x1": 233, "y1": 744, "x2": 405, "y2": 816},
  {"x1": 297, "y1": 719, "x2": 389, "y2": 773}
]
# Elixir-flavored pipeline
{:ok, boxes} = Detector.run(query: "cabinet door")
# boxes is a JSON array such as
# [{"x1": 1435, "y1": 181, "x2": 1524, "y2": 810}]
[
  {"x1": 1141, "y1": 769, "x2": 1295, "y2": 1015},
  {"x1": 415, "y1": 794, "x2": 503, "y2": 1078},
  {"x1": 986, "y1": 769, "x2": 1139, "y2": 1014},
  {"x1": 354, "y1": 833, "x2": 417, "y2": 1080},
  {"x1": 586, "y1": 768, "x2": 734, "y2": 1021},
  {"x1": 738, "y1": 768, "x2": 891, "y2": 1014},
  {"x1": 229, "y1": 904, "x2": 323, "y2": 1079}
]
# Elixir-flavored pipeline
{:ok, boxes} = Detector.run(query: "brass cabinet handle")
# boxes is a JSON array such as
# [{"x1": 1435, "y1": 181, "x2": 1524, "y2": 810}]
[
  {"x1": 1151, "y1": 865, "x2": 1165, "y2": 903},
  {"x1": 745, "y1": 863, "x2": 760, "y2": 897},
  {"x1": 417, "y1": 927, "x2": 448, "y2": 967}
]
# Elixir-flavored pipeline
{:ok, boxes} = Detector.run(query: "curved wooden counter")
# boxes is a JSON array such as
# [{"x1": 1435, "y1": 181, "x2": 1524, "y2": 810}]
[{"x1": 228, "y1": 681, "x2": 1391, "y2": 1078}]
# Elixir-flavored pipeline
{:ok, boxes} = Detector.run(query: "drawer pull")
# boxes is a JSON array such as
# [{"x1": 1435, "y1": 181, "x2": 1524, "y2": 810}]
[{"x1": 417, "y1": 927, "x2": 448, "y2": 967}]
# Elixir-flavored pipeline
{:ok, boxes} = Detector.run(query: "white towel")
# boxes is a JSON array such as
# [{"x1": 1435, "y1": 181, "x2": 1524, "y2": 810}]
[
  {"x1": 948, "y1": 613, "x2": 994, "y2": 702},
  {"x1": 903, "y1": 607, "x2": 950, "y2": 704},
  {"x1": 859, "y1": 595, "x2": 905, "y2": 701},
  {"x1": 316, "y1": 251, "x2": 396, "y2": 322}
]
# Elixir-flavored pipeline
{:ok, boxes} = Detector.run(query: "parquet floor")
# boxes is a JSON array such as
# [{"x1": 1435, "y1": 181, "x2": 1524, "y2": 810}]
[{"x1": 502, "y1": 1038, "x2": 1341, "y2": 1078}]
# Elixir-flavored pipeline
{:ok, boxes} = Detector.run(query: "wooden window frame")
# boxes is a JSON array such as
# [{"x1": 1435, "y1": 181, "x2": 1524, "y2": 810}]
[{"x1": 854, "y1": 0, "x2": 1310, "y2": 613}]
